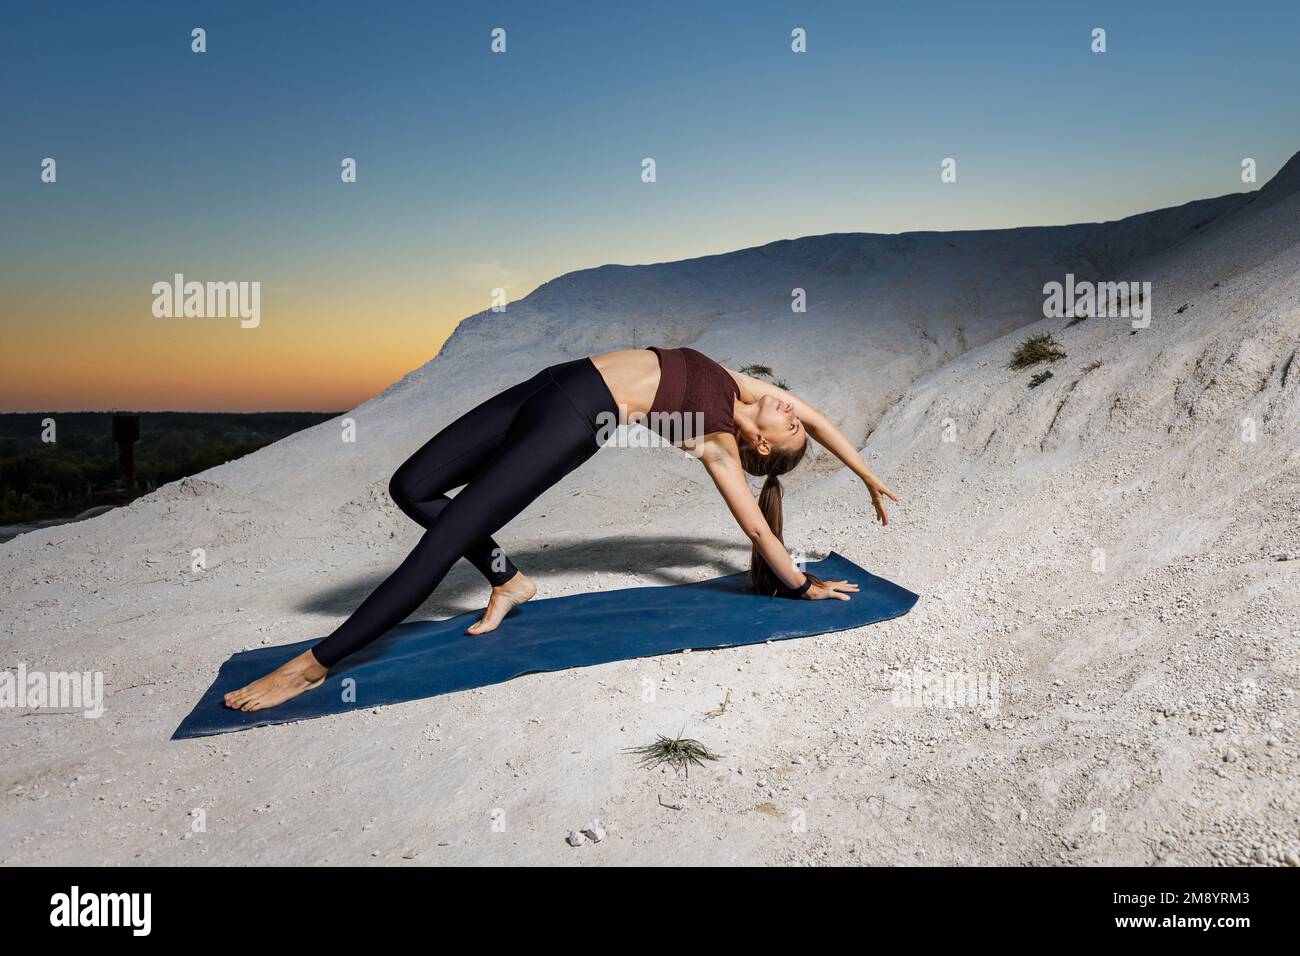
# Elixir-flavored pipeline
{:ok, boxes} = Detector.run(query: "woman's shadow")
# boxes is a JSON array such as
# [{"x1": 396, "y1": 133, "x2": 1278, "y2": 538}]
[{"x1": 295, "y1": 533, "x2": 747, "y2": 618}]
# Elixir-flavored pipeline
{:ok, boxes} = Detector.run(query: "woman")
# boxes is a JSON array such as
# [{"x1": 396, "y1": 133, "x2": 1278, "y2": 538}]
[{"x1": 224, "y1": 346, "x2": 899, "y2": 711}]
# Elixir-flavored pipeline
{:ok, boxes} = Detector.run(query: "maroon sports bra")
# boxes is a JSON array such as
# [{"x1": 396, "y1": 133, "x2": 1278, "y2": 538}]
[{"x1": 645, "y1": 346, "x2": 739, "y2": 441}]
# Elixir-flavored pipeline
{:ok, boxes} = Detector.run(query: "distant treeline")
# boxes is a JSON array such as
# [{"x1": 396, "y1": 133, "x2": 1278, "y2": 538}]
[{"x1": 0, "y1": 411, "x2": 340, "y2": 524}]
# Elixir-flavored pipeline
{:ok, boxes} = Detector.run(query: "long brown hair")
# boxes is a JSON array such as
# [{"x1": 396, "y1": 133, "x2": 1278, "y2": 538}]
[{"x1": 738, "y1": 439, "x2": 822, "y2": 596}]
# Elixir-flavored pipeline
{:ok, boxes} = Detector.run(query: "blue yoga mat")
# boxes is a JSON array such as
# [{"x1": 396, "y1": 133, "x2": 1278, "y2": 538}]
[{"x1": 172, "y1": 551, "x2": 917, "y2": 739}]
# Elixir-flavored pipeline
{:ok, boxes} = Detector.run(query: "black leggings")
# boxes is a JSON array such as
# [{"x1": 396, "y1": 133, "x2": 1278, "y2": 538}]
[{"x1": 310, "y1": 357, "x2": 618, "y2": 668}]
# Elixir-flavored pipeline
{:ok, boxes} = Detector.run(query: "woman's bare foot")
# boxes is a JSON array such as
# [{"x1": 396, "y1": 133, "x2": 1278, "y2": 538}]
[
  {"x1": 223, "y1": 649, "x2": 328, "y2": 712},
  {"x1": 467, "y1": 572, "x2": 537, "y2": 635}
]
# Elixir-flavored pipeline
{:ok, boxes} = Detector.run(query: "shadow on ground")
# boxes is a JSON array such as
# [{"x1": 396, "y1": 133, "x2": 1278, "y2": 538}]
[{"x1": 294, "y1": 533, "x2": 758, "y2": 618}]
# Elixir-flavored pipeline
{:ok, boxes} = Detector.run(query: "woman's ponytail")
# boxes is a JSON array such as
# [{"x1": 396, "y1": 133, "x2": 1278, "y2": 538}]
[{"x1": 741, "y1": 442, "x2": 821, "y2": 597}]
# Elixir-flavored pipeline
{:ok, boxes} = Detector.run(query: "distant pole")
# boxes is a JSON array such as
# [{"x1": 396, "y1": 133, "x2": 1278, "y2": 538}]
[{"x1": 112, "y1": 414, "x2": 140, "y2": 491}]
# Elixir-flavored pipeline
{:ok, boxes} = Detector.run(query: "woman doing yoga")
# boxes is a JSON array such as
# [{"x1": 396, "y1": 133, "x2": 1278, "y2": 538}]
[{"x1": 224, "y1": 347, "x2": 899, "y2": 711}]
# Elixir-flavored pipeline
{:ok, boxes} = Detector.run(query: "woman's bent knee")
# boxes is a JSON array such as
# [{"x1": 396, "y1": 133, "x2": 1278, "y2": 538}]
[{"x1": 388, "y1": 469, "x2": 414, "y2": 508}]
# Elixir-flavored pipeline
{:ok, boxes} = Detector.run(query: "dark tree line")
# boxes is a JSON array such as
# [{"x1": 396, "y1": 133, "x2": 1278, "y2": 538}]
[{"x1": 0, "y1": 411, "x2": 339, "y2": 523}]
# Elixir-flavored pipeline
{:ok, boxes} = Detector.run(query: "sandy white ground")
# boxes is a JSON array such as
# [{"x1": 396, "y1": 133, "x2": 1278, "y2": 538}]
[{"x1": 3, "y1": 157, "x2": 1298, "y2": 866}]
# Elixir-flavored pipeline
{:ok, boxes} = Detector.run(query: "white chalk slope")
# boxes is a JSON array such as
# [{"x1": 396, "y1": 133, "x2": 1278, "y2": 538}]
[{"x1": 3, "y1": 155, "x2": 1297, "y2": 866}]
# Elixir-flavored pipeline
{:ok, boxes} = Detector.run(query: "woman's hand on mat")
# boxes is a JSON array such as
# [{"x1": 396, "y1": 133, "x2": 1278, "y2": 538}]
[
  {"x1": 804, "y1": 579, "x2": 859, "y2": 601},
  {"x1": 864, "y1": 476, "x2": 900, "y2": 525}
]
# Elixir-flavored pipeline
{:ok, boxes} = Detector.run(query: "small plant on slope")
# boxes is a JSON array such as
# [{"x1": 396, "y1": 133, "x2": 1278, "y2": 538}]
[
  {"x1": 627, "y1": 731, "x2": 721, "y2": 778},
  {"x1": 1008, "y1": 333, "x2": 1066, "y2": 371}
]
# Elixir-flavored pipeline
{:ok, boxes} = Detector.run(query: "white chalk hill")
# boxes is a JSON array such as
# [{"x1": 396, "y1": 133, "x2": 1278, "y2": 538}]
[{"x1": 3, "y1": 154, "x2": 1297, "y2": 866}]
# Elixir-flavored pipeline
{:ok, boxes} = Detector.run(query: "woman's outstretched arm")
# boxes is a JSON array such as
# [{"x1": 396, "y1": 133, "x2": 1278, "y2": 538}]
[
  {"x1": 700, "y1": 442, "x2": 858, "y2": 601},
  {"x1": 734, "y1": 372, "x2": 900, "y2": 525}
]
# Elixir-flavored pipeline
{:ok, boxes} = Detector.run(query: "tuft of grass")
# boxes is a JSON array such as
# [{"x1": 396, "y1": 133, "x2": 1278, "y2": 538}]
[
  {"x1": 1008, "y1": 333, "x2": 1066, "y2": 370},
  {"x1": 739, "y1": 363, "x2": 789, "y2": 390},
  {"x1": 1028, "y1": 370, "x2": 1053, "y2": 388},
  {"x1": 1080, "y1": 360, "x2": 1103, "y2": 373},
  {"x1": 627, "y1": 731, "x2": 721, "y2": 777}
]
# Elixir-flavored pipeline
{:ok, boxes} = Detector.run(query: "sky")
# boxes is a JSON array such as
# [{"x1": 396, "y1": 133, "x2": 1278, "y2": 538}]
[{"x1": 2, "y1": 0, "x2": 1297, "y2": 412}]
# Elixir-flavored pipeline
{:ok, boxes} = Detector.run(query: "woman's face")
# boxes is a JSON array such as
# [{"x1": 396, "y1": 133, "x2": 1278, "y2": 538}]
[{"x1": 756, "y1": 393, "x2": 806, "y2": 453}]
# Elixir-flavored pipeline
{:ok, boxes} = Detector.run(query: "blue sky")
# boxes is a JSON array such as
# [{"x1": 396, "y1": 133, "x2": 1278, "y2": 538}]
[{"x1": 1, "y1": 0, "x2": 1296, "y2": 410}]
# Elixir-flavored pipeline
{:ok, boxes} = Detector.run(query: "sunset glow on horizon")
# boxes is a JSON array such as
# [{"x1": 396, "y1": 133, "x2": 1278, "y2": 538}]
[{"x1": 3, "y1": 0, "x2": 1298, "y2": 412}]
